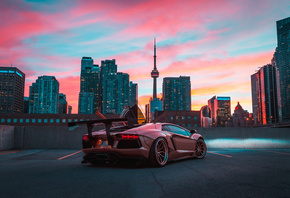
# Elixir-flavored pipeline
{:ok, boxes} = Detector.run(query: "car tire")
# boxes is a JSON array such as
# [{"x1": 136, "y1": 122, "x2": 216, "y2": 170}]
[
  {"x1": 195, "y1": 138, "x2": 207, "y2": 159},
  {"x1": 149, "y1": 137, "x2": 169, "y2": 167}
]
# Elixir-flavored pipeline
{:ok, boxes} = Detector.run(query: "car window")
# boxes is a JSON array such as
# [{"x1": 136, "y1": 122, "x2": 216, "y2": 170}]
[
  {"x1": 166, "y1": 125, "x2": 191, "y2": 136},
  {"x1": 162, "y1": 125, "x2": 171, "y2": 132}
]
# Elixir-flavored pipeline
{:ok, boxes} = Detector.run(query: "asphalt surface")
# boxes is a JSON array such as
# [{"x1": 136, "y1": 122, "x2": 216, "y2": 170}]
[{"x1": 0, "y1": 149, "x2": 290, "y2": 198}]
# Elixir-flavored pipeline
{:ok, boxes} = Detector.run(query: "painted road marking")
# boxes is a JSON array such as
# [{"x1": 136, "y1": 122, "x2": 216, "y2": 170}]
[
  {"x1": 57, "y1": 150, "x2": 82, "y2": 160},
  {"x1": 247, "y1": 149, "x2": 290, "y2": 156},
  {"x1": 208, "y1": 151, "x2": 232, "y2": 158},
  {"x1": 0, "y1": 150, "x2": 21, "y2": 156}
]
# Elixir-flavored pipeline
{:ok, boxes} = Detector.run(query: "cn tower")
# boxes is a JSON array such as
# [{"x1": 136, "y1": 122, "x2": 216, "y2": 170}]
[{"x1": 151, "y1": 38, "x2": 159, "y2": 99}]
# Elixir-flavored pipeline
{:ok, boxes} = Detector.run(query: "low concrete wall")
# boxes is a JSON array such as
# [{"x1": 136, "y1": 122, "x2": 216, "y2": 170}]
[
  {"x1": 197, "y1": 127, "x2": 290, "y2": 149},
  {"x1": 14, "y1": 125, "x2": 88, "y2": 149},
  {"x1": 1, "y1": 125, "x2": 290, "y2": 150},
  {"x1": 0, "y1": 125, "x2": 14, "y2": 150}
]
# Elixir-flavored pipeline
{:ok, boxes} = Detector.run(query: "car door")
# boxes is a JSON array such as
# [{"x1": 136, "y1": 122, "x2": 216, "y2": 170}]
[{"x1": 165, "y1": 125, "x2": 196, "y2": 157}]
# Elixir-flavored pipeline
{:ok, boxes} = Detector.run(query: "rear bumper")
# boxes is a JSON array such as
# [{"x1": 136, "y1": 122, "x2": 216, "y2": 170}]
[{"x1": 82, "y1": 147, "x2": 149, "y2": 162}]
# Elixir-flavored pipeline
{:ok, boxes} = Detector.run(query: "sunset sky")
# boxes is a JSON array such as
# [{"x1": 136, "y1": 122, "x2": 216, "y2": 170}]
[{"x1": 1, "y1": 0, "x2": 290, "y2": 114}]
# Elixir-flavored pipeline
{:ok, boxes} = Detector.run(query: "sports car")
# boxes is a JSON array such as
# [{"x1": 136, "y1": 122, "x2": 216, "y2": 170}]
[{"x1": 69, "y1": 117, "x2": 206, "y2": 167}]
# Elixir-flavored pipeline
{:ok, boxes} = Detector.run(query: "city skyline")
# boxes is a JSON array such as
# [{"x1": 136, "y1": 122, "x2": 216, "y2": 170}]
[{"x1": 1, "y1": 0, "x2": 290, "y2": 113}]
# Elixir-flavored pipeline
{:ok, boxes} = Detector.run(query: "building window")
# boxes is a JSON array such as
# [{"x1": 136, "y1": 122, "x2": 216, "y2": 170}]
[
  {"x1": 182, "y1": 116, "x2": 185, "y2": 120},
  {"x1": 80, "y1": 119, "x2": 84, "y2": 121},
  {"x1": 32, "y1": 119, "x2": 36, "y2": 123},
  {"x1": 62, "y1": 119, "x2": 66, "y2": 123},
  {"x1": 26, "y1": 119, "x2": 29, "y2": 123},
  {"x1": 44, "y1": 119, "x2": 48, "y2": 123},
  {"x1": 182, "y1": 124, "x2": 185, "y2": 127},
  {"x1": 68, "y1": 119, "x2": 72, "y2": 122},
  {"x1": 56, "y1": 119, "x2": 60, "y2": 123},
  {"x1": 7, "y1": 119, "x2": 11, "y2": 123},
  {"x1": 1, "y1": 119, "x2": 5, "y2": 123},
  {"x1": 176, "y1": 116, "x2": 179, "y2": 120},
  {"x1": 19, "y1": 119, "x2": 23, "y2": 123},
  {"x1": 194, "y1": 116, "x2": 197, "y2": 121},
  {"x1": 188, "y1": 116, "x2": 191, "y2": 120},
  {"x1": 74, "y1": 119, "x2": 78, "y2": 122},
  {"x1": 13, "y1": 119, "x2": 17, "y2": 123},
  {"x1": 38, "y1": 119, "x2": 42, "y2": 123},
  {"x1": 170, "y1": 116, "x2": 173, "y2": 121},
  {"x1": 50, "y1": 119, "x2": 54, "y2": 123},
  {"x1": 188, "y1": 124, "x2": 191, "y2": 128},
  {"x1": 194, "y1": 124, "x2": 197, "y2": 127}
]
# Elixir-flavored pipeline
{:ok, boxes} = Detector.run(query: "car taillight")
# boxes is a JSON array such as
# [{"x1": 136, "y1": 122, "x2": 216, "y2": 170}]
[
  {"x1": 83, "y1": 135, "x2": 89, "y2": 141},
  {"x1": 121, "y1": 134, "x2": 139, "y2": 139}
]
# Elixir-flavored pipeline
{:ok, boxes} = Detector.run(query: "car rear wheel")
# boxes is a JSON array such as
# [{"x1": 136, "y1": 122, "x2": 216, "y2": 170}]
[
  {"x1": 149, "y1": 137, "x2": 169, "y2": 167},
  {"x1": 195, "y1": 138, "x2": 206, "y2": 159}
]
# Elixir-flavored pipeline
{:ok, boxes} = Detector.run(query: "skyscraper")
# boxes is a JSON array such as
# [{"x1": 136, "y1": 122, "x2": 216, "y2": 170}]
[
  {"x1": 251, "y1": 64, "x2": 278, "y2": 125},
  {"x1": 162, "y1": 76, "x2": 191, "y2": 111},
  {"x1": 116, "y1": 72, "x2": 129, "y2": 114},
  {"x1": 129, "y1": 81, "x2": 138, "y2": 107},
  {"x1": 58, "y1": 93, "x2": 68, "y2": 114},
  {"x1": 100, "y1": 59, "x2": 117, "y2": 114},
  {"x1": 0, "y1": 67, "x2": 25, "y2": 114},
  {"x1": 150, "y1": 39, "x2": 162, "y2": 120},
  {"x1": 207, "y1": 96, "x2": 231, "y2": 127},
  {"x1": 273, "y1": 17, "x2": 290, "y2": 123},
  {"x1": 78, "y1": 57, "x2": 100, "y2": 114},
  {"x1": 29, "y1": 76, "x2": 59, "y2": 114}
]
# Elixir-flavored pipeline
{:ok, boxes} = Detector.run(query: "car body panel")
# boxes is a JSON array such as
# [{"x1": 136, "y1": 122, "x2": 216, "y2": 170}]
[{"x1": 80, "y1": 122, "x2": 206, "y2": 164}]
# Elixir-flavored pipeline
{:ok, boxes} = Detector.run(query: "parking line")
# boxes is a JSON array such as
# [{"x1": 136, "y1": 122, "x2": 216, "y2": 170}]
[
  {"x1": 208, "y1": 151, "x2": 232, "y2": 158},
  {"x1": 0, "y1": 150, "x2": 21, "y2": 156},
  {"x1": 57, "y1": 150, "x2": 82, "y2": 160},
  {"x1": 247, "y1": 149, "x2": 290, "y2": 156}
]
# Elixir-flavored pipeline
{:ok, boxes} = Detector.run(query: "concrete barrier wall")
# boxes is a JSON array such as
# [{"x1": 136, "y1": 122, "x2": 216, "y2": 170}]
[
  {"x1": 14, "y1": 125, "x2": 88, "y2": 149},
  {"x1": 0, "y1": 125, "x2": 14, "y2": 150},
  {"x1": 196, "y1": 127, "x2": 290, "y2": 149},
  {"x1": 1, "y1": 125, "x2": 290, "y2": 150}
]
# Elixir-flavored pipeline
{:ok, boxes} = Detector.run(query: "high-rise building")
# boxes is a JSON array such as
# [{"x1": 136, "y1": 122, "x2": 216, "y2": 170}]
[
  {"x1": 23, "y1": 97, "x2": 29, "y2": 113},
  {"x1": 78, "y1": 92, "x2": 94, "y2": 114},
  {"x1": 162, "y1": 76, "x2": 191, "y2": 111},
  {"x1": 207, "y1": 96, "x2": 231, "y2": 127},
  {"x1": 68, "y1": 105, "x2": 72, "y2": 114},
  {"x1": 129, "y1": 81, "x2": 138, "y2": 107},
  {"x1": 58, "y1": 93, "x2": 67, "y2": 114},
  {"x1": 29, "y1": 76, "x2": 59, "y2": 114},
  {"x1": 150, "y1": 39, "x2": 162, "y2": 120},
  {"x1": 273, "y1": 17, "x2": 290, "y2": 123},
  {"x1": 0, "y1": 67, "x2": 25, "y2": 114},
  {"x1": 78, "y1": 57, "x2": 100, "y2": 114},
  {"x1": 251, "y1": 64, "x2": 278, "y2": 125},
  {"x1": 100, "y1": 59, "x2": 117, "y2": 114},
  {"x1": 116, "y1": 72, "x2": 129, "y2": 114}
]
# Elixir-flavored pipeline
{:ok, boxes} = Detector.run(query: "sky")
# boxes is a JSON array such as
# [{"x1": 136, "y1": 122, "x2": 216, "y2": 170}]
[{"x1": 1, "y1": 0, "x2": 290, "y2": 114}]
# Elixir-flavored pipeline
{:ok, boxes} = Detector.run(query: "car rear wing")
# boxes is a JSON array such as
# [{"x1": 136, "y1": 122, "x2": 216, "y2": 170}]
[{"x1": 68, "y1": 118, "x2": 128, "y2": 146}]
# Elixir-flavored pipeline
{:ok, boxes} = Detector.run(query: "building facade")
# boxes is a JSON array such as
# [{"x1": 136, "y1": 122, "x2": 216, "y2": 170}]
[
  {"x1": 78, "y1": 57, "x2": 100, "y2": 114},
  {"x1": 153, "y1": 110, "x2": 201, "y2": 129},
  {"x1": 58, "y1": 93, "x2": 67, "y2": 114},
  {"x1": 162, "y1": 76, "x2": 191, "y2": 111},
  {"x1": 78, "y1": 92, "x2": 94, "y2": 114},
  {"x1": 207, "y1": 96, "x2": 231, "y2": 127},
  {"x1": 273, "y1": 17, "x2": 290, "y2": 123},
  {"x1": 129, "y1": 81, "x2": 138, "y2": 107},
  {"x1": 0, "y1": 67, "x2": 25, "y2": 114},
  {"x1": 29, "y1": 76, "x2": 59, "y2": 114},
  {"x1": 100, "y1": 59, "x2": 117, "y2": 114},
  {"x1": 251, "y1": 64, "x2": 278, "y2": 125}
]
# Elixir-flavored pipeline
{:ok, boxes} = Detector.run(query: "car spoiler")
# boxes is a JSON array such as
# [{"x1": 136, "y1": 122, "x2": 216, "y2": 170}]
[{"x1": 68, "y1": 118, "x2": 128, "y2": 146}]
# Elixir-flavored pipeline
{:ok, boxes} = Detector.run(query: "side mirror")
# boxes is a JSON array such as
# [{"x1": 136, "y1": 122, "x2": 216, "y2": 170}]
[{"x1": 190, "y1": 129, "x2": 197, "y2": 134}]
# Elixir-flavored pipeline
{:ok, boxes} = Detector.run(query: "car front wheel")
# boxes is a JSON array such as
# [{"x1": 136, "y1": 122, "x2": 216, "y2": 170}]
[{"x1": 149, "y1": 137, "x2": 169, "y2": 167}]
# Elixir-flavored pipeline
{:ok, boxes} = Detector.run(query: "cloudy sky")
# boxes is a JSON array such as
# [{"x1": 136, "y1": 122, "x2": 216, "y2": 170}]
[{"x1": 1, "y1": 0, "x2": 289, "y2": 114}]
